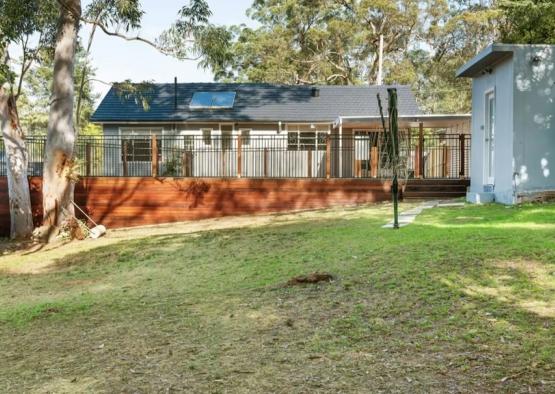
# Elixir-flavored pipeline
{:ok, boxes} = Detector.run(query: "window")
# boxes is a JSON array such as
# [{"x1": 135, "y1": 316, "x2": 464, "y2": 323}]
[
  {"x1": 287, "y1": 131, "x2": 327, "y2": 150},
  {"x1": 240, "y1": 129, "x2": 251, "y2": 145},
  {"x1": 287, "y1": 132, "x2": 299, "y2": 150},
  {"x1": 120, "y1": 128, "x2": 162, "y2": 162},
  {"x1": 202, "y1": 129, "x2": 212, "y2": 145},
  {"x1": 286, "y1": 124, "x2": 328, "y2": 151},
  {"x1": 485, "y1": 90, "x2": 495, "y2": 183},
  {"x1": 190, "y1": 91, "x2": 236, "y2": 109},
  {"x1": 183, "y1": 135, "x2": 194, "y2": 151}
]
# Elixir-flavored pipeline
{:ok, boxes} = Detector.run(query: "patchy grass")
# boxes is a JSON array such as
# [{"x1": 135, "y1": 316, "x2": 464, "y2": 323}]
[{"x1": 0, "y1": 202, "x2": 554, "y2": 392}]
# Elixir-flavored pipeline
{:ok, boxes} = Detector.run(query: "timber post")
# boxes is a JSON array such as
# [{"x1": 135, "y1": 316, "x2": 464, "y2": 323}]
[
  {"x1": 326, "y1": 136, "x2": 331, "y2": 179},
  {"x1": 122, "y1": 140, "x2": 128, "y2": 177},
  {"x1": 151, "y1": 135, "x2": 158, "y2": 177},
  {"x1": 443, "y1": 145, "x2": 450, "y2": 177},
  {"x1": 182, "y1": 151, "x2": 192, "y2": 177},
  {"x1": 237, "y1": 134, "x2": 242, "y2": 178},
  {"x1": 263, "y1": 147, "x2": 269, "y2": 178},
  {"x1": 307, "y1": 147, "x2": 312, "y2": 178},
  {"x1": 371, "y1": 146, "x2": 379, "y2": 178},
  {"x1": 85, "y1": 142, "x2": 92, "y2": 177},
  {"x1": 418, "y1": 122, "x2": 424, "y2": 178}
]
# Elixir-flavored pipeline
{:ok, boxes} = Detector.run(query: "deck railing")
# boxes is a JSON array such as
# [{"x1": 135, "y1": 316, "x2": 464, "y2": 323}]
[{"x1": 0, "y1": 133, "x2": 470, "y2": 179}]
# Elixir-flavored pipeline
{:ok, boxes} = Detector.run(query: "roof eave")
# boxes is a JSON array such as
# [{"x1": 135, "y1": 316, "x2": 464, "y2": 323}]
[
  {"x1": 334, "y1": 114, "x2": 471, "y2": 129},
  {"x1": 456, "y1": 43, "x2": 514, "y2": 78}
]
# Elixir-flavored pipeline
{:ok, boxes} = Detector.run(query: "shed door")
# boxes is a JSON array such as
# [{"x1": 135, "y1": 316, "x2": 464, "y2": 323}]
[{"x1": 485, "y1": 91, "x2": 495, "y2": 185}]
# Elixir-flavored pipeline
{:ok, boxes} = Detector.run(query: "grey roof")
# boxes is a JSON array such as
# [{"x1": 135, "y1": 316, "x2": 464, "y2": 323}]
[{"x1": 91, "y1": 83, "x2": 421, "y2": 123}]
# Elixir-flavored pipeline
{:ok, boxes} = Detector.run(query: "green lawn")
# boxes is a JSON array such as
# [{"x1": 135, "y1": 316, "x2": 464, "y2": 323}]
[{"x1": 1, "y1": 202, "x2": 554, "y2": 393}]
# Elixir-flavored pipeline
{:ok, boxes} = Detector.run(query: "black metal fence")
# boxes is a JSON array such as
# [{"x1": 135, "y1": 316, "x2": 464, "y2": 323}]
[{"x1": 0, "y1": 133, "x2": 470, "y2": 179}]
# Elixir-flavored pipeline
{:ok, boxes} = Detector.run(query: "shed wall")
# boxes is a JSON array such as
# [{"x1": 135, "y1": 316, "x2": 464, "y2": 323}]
[
  {"x1": 468, "y1": 57, "x2": 514, "y2": 203},
  {"x1": 512, "y1": 46, "x2": 555, "y2": 199}
]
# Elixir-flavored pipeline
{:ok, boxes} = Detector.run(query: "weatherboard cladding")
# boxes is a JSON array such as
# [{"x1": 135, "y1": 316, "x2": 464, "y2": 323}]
[{"x1": 91, "y1": 83, "x2": 421, "y2": 123}]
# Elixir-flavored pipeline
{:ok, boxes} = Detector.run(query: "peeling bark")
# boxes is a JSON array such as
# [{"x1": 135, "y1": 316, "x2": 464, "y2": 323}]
[
  {"x1": 43, "y1": 0, "x2": 81, "y2": 230},
  {"x1": 0, "y1": 84, "x2": 33, "y2": 239}
]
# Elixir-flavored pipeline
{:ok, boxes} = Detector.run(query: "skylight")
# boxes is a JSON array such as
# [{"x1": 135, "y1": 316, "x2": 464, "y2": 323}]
[{"x1": 190, "y1": 91, "x2": 236, "y2": 109}]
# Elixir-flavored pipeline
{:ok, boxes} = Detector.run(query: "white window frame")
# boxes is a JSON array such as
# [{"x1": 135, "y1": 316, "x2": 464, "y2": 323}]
[
  {"x1": 218, "y1": 123, "x2": 234, "y2": 150},
  {"x1": 200, "y1": 128, "x2": 213, "y2": 146},
  {"x1": 239, "y1": 129, "x2": 251, "y2": 145},
  {"x1": 484, "y1": 88, "x2": 495, "y2": 185},
  {"x1": 285, "y1": 123, "x2": 330, "y2": 151},
  {"x1": 119, "y1": 127, "x2": 163, "y2": 163}
]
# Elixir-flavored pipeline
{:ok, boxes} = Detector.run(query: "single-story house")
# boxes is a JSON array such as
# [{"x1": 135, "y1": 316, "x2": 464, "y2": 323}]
[
  {"x1": 0, "y1": 83, "x2": 475, "y2": 235},
  {"x1": 91, "y1": 82, "x2": 471, "y2": 179},
  {"x1": 457, "y1": 43, "x2": 555, "y2": 204}
]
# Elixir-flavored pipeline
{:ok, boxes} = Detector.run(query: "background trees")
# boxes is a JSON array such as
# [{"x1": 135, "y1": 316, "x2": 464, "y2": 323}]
[
  {"x1": 0, "y1": 0, "x2": 57, "y2": 238},
  {"x1": 210, "y1": 0, "x2": 547, "y2": 113},
  {"x1": 498, "y1": 0, "x2": 555, "y2": 44}
]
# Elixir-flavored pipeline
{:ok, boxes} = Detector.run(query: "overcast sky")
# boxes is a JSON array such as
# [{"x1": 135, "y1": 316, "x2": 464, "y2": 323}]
[{"x1": 81, "y1": 0, "x2": 256, "y2": 103}]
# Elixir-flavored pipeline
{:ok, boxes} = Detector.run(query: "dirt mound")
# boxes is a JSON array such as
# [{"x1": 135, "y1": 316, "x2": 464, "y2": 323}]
[{"x1": 287, "y1": 272, "x2": 334, "y2": 286}]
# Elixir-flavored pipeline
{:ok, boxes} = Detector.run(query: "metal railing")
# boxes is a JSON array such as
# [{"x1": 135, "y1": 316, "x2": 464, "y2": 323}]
[{"x1": 0, "y1": 133, "x2": 470, "y2": 179}]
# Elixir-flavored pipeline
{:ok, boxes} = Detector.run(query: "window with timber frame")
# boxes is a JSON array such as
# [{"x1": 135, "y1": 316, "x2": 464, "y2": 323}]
[
  {"x1": 286, "y1": 124, "x2": 328, "y2": 151},
  {"x1": 120, "y1": 127, "x2": 163, "y2": 162}
]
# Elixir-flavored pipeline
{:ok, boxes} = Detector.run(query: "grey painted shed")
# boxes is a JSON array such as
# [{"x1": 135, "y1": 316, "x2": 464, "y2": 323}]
[{"x1": 458, "y1": 43, "x2": 555, "y2": 204}]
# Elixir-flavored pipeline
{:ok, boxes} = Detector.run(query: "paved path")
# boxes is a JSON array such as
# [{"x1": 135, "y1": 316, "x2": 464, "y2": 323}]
[{"x1": 382, "y1": 200, "x2": 465, "y2": 228}]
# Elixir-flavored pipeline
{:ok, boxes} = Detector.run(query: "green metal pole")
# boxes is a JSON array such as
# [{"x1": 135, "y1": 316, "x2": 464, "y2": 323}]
[{"x1": 387, "y1": 88, "x2": 400, "y2": 229}]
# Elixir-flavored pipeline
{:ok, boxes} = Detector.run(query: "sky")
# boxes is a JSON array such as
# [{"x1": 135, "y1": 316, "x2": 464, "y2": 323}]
[{"x1": 81, "y1": 0, "x2": 256, "y2": 102}]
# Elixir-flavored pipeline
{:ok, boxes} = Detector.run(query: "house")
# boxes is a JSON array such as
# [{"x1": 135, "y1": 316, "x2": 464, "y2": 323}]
[
  {"x1": 457, "y1": 44, "x2": 555, "y2": 204},
  {"x1": 0, "y1": 83, "x2": 474, "y2": 235},
  {"x1": 91, "y1": 82, "x2": 471, "y2": 179}
]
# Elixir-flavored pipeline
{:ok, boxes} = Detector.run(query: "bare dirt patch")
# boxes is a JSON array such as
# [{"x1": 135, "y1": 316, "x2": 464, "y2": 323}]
[{"x1": 287, "y1": 272, "x2": 334, "y2": 285}]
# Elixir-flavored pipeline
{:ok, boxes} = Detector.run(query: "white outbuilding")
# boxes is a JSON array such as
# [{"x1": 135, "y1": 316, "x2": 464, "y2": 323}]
[{"x1": 457, "y1": 43, "x2": 555, "y2": 204}]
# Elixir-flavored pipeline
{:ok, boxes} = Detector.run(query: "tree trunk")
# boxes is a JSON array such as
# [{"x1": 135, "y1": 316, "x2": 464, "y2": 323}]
[
  {"x1": 43, "y1": 0, "x2": 81, "y2": 231},
  {"x1": 0, "y1": 84, "x2": 33, "y2": 239}
]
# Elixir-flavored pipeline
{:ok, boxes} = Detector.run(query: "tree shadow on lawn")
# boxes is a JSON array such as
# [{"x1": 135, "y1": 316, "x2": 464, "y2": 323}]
[{"x1": 1, "y1": 203, "x2": 555, "y2": 391}]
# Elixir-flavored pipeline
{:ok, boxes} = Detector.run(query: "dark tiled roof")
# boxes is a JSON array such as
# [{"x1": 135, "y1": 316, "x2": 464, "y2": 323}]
[{"x1": 91, "y1": 83, "x2": 421, "y2": 123}]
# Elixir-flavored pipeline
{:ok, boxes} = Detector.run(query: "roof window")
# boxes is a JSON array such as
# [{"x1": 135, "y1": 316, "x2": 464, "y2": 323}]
[{"x1": 190, "y1": 91, "x2": 236, "y2": 109}]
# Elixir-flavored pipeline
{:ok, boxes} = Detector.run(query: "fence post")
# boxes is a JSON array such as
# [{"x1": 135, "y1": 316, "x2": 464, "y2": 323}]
[
  {"x1": 443, "y1": 145, "x2": 450, "y2": 177},
  {"x1": 182, "y1": 151, "x2": 191, "y2": 177},
  {"x1": 326, "y1": 136, "x2": 331, "y2": 179},
  {"x1": 371, "y1": 146, "x2": 379, "y2": 178},
  {"x1": 85, "y1": 142, "x2": 92, "y2": 177},
  {"x1": 151, "y1": 135, "x2": 158, "y2": 177},
  {"x1": 122, "y1": 140, "x2": 128, "y2": 177},
  {"x1": 459, "y1": 134, "x2": 466, "y2": 178},
  {"x1": 263, "y1": 147, "x2": 269, "y2": 178},
  {"x1": 407, "y1": 129, "x2": 412, "y2": 177},
  {"x1": 307, "y1": 147, "x2": 312, "y2": 177},
  {"x1": 237, "y1": 134, "x2": 242, "y2": 178},
  {"x1": 418, "y1": 122, "x2": 424, "y2": 178}
]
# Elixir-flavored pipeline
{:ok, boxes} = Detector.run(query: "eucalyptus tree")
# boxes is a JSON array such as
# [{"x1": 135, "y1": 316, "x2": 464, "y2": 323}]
[
  {"x1": 40, "y1": 0, "x2": 230, "y2": 236},
  {"x1": 212, "y1": 0, "x2": 366, "y2": 84},
  {"x1": 498, "y1": 0, "x2": 555, "y2": 44},
  {"x1": 0, "y1": 0, "x2": 57, "y2": 238},
  {"x1": 408, "y1": 0, "x2": 499, "y2": 113},
  {"x1": 211, "y1": 0, "x2": 421, "y2": 85}
]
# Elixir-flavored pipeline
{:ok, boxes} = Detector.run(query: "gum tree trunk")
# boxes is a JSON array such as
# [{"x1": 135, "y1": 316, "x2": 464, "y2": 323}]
[
  {"x1": 42, "y1": 0, "x2": 81, "y2": 231},
  {"x1": 0, "y1": 84, "x2": 33, "y2": 238}
]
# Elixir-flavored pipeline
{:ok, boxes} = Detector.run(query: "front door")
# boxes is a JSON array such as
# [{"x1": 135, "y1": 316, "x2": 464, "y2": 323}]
[{"x1": 484, "y1": 91, "x2": 495, "y2": 185}]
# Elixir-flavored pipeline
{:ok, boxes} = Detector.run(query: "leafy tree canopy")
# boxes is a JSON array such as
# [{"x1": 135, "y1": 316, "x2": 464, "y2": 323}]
[
  {"x1": 498, "y1": 0, "x2": 555, "y2": 44},
  {"x1": 207, "y1": 0, "x2": 555, "y2": 113}
]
